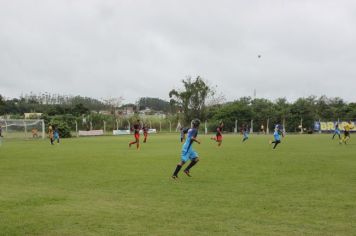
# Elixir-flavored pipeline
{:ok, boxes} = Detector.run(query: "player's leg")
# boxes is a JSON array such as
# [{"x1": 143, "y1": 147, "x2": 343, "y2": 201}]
[
  {"x1": 345, "y1": 133, "x2": 350, "y2": 143},
  {"x1": 129, "y1": 140, "x2": 136, "y2": 147},
  {"x1": 172, "y1": 153, "x2": 187, "y2": 178},
  {"x1": 242, "y1": 133, "x2": 248, "y2": 142},
  {"x1": 273, "y1": 140, "x2": 281, "y2": 149},
  {"x1": 342, "y1": 132, "x2": 348, "y2": 143},
  {"x1": 217, "y1": 135, "x2": 222, "y2": 146},
  {"x1": 184, "y1": 151, "x2": 199, "y2": 177},
  {"x1": 137, "y1": 134, "x2": 140, "y2": 149},
  {"x1": 129, "y1": 134, "x2": 139, "y2": 148}
]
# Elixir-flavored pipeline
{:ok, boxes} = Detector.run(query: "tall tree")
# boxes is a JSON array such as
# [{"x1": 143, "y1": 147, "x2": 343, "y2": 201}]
[{"x1": 169, "y1": 76, "x2": 213, "y2": 124}]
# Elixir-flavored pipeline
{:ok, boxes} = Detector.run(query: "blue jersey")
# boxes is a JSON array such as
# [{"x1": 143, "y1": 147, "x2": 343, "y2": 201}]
[
  {"x1": 182, "y1": 128, "x2": 198, "y2": 154},
  {"x1": 243, "y1": 129, "x2": 249, "y2": 138},
  {"x1": 54, "y1": 131, "x2": 59, "y2": 139},
  {"x1": 274, "y1": 130, "x2": 280, "y2": 141}
]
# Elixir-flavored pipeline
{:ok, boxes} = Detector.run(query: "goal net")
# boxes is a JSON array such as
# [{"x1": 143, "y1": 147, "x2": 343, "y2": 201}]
[{"x1": 0, "y1": 119, "x2": 45, "y2": 139}]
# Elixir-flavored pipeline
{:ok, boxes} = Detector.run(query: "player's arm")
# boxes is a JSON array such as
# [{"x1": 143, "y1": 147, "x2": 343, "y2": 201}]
[{"x1": 191, "y1": 137, "x2": 201, "y2": 144}]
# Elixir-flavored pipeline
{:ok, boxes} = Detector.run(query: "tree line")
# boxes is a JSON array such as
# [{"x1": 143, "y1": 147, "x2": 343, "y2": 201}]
[
  {"x1": 1, "y1": 77, "x2": 356, "y2": 133},
  {"x1": 169, "y1": 77, "x2": 356, "y2": 132}
]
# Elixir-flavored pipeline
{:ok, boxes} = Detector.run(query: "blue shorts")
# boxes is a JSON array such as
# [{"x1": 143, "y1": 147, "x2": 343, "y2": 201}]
[
  {"x1": 334, "y1": 130, "x2": 340, "y2": 135},
  {"x1": 181, "y1": 149, "x2": 198, "y2": 162},
  {"x1": 54, "y1": 133, "x2": 59, "y2": 139}
]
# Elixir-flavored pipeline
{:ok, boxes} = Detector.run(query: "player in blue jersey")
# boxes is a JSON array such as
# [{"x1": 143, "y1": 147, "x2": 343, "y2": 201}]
[
  {"x1": 242, "y1": 125, "x2": 249, "y2": 142},
  {"x1": 332, "y1": 122, "x2": 341, "y2": 140},
  {"x1": 269, "y1": 126, "x2": 282, "y2": 149},
  {"x1": 53, "y1": 127, "x2": 60, "y2": 143},
  {"x1": 172, "y1": 119, "x2": 201, "y2": 179}
]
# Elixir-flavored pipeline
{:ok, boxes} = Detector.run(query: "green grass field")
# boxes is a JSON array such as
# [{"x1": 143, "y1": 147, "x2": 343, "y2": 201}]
[{"x1": 0, "y1": 134, "x2": 355, "y2": 235}]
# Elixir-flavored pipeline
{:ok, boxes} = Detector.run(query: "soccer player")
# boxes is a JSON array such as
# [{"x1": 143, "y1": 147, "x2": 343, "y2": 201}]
[
  {"x1": 342, "y1": 121, "x2": 354, "y2": 144},
  {"x1": 242, "y1": 125, "x2": 249, "y2": 142},
  {"x1": 180, "y1": 127, "x2": 189, "y2": 142},
  {"x1": 211, "y1": 121, "x2": 223, "y2": 146},
  {"x1": 275, "y1": 123, "x2": 285, "y2": 137},
  {"x1": 129, "y1": 120, "x2": 141, "y2": 149},
  {"x1": 54, "y1": 127, "x2": 60, "y2": 143},
  {"x1": 260, "y1": 124, "x2": 265, "y2": 134},
  {"x1": 32, "y1": 128, "x2": 38, "y2": 138},
  {"x1": 269, "y1": 127, "x2": 282, "y2": 149},
  {"x1": 172, "y1": 119, "x2": 201, "y2": 179},
  {"x1": 48, "y1": 125, "x2": 54, "y2": 145},
  {"x1": 143, "y1": 124, "x2": 148, "y2": 143},
  {"x1": 332, "y1": 122, "x2": 341, "y2": 140}
]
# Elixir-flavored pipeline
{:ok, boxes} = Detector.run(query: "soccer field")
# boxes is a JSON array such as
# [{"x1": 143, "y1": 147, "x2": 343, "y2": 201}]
[{"x1": 0, "y1": 134, "x2": 355, "y2": 235}]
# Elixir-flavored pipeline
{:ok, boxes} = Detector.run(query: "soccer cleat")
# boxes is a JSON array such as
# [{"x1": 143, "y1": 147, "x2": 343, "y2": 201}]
[
  {"x1": 184, "y1": 169, "x2": 191, "y2": 177},
  {"x1": 171, "y1": 175, "x2": 178, "y2": 180}
]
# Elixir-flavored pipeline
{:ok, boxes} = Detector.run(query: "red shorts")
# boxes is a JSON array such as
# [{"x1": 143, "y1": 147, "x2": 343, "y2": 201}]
[
  {"x1": 134, "y1": 133, "x2": 140, "y2": 140},
  {"x1": 216, "y1": 135, "x2": 222, "y2": 141}
]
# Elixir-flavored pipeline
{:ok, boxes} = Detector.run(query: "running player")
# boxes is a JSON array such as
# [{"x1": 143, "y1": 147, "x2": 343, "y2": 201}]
[
  {"x1": 242, "y1": 125, "x2": 249, "y2": 142},
  {"x1": 54, "y1": 127, "x2": 60, "y2": 143},
  {"x1": 129, "y1": 120, "x2": 141, "y2": 149},
  {"x1": 143, "y1": 124, "x2": 148, "y2": 143},
  {"x1": 260, "y1": 124, "x2": 265, "y2": 134},
  {"x1": 172, "y1": 119, "x2": 201, "y2": 179},
  {"x1": 342, "y1": 121, "x2": 354, "y2": 144},
  {"x1": 269, "y1": 126, "x2": 282, "y2": 149},
  {"x1": 211, "y1": 121, "x2": 223, "y2": 146},
  {"x1": 48, "y1": 125, "x2": 54, "y2": 145},
  {"x1": 332, "y1": 122, "x2": 341, "y2": 140}
]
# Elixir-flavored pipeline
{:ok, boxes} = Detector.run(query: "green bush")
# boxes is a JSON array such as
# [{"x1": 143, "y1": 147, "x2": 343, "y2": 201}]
[{"x1": 49, "y1": 118, "x2": 72, "y2": 138}]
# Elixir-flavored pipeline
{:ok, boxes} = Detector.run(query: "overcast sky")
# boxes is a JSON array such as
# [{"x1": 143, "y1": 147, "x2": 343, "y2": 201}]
[{"x1": 1, "y1": 0, "x2": 355, "y2": 103}]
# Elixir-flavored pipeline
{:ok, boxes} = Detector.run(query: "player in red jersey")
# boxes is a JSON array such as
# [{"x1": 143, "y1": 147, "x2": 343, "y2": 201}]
[
  {"x1": 129, "y1": 120, "x2": 141, "y2": 149},
  {"x1": 211, "y1": 121, "x2": 224, "y2": 146},
  {"x1": 143, "y1": 124, "x2": 148, "y2": 143}
]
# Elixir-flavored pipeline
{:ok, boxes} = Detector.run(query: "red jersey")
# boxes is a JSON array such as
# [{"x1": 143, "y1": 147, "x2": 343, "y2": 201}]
[
  {"x1": 216, "y1": 126, "x2": 222, "y2": 136},
  {"x1": 133, "y1": 124, "x2": 140, "y2": 134}
]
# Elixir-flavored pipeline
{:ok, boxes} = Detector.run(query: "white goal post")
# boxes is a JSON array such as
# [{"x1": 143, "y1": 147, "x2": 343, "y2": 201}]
[{"x1": 0, "y1": 119, "x2": 45, "y2": 139}]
